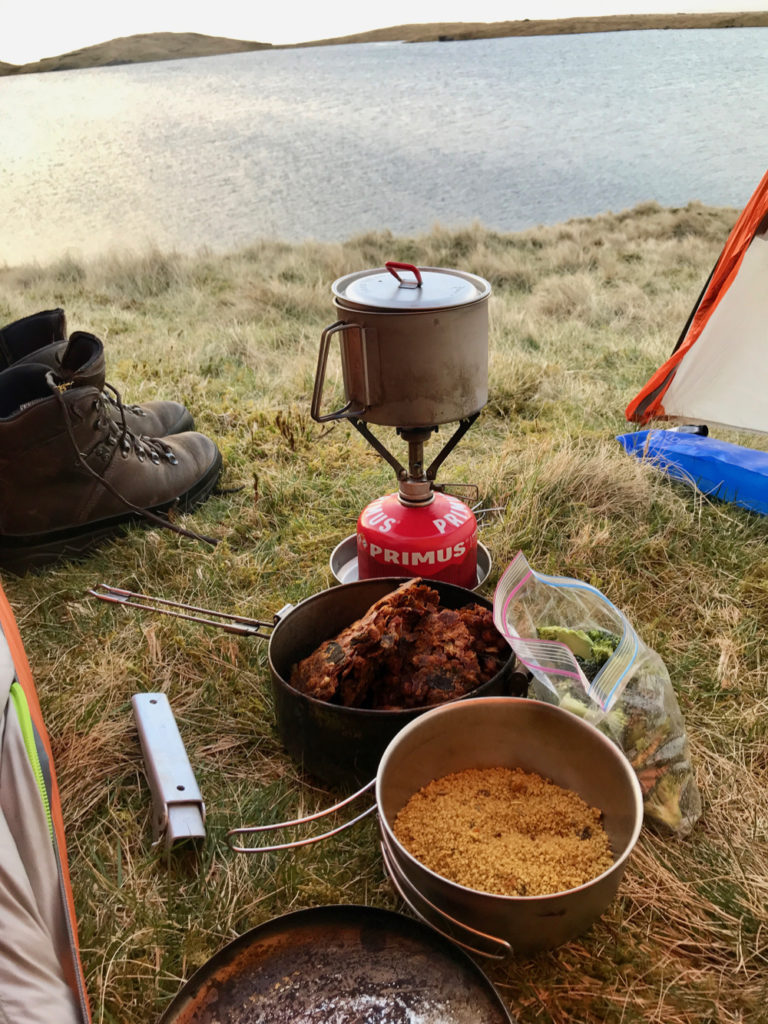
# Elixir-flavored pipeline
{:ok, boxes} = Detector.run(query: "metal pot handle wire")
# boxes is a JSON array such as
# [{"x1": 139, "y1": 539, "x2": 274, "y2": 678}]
[
  {"x1": 311, "y1": 321, "x2": 368, "y2": 422},
  {"x1": 380, "y1": 838, "x2": 511, "y2": 960},
  {"x1": 226, "y1": 779, "x2": 376, "y2": 853}
]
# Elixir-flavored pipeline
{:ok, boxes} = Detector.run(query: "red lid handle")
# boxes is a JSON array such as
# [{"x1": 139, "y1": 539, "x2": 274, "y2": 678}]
[{"x1": 385, "y1": 261, "x2": 423, "y2": 287}]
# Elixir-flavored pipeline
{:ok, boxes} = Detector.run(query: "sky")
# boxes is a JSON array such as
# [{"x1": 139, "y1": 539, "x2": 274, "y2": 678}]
[{"x1": 1, "y1": 0, "x2": 765, "y2": 64}]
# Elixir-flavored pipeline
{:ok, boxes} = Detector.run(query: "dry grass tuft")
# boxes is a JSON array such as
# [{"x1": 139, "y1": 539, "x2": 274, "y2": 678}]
[{"x1": 2, "y1": 203, "x2": 767, "y2": 1024}]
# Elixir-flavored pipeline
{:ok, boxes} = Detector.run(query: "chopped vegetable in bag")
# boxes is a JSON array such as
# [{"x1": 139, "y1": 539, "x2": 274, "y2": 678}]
[{"x1": 493, "y1": 552, "x2": 702, "y2": 836}]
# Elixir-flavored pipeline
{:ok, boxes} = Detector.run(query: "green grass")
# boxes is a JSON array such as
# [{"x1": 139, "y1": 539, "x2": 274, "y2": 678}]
[{"x1": 2, "y1": 201, "x2": 767, "y2": 1023}]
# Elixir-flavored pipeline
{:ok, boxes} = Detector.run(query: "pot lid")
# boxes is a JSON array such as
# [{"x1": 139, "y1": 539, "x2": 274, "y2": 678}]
[{"x1": 332, "y1": 261, "x2": 491, "y2": 312}]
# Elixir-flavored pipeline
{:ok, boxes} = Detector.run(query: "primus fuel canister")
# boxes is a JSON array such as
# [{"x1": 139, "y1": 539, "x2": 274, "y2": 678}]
[{"x1": 357, "y1": 490, "x2": 478, "y2": 589}]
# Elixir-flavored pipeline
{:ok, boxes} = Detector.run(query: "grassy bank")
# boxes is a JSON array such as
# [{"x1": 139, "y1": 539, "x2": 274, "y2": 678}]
[{"x1": 1, "y1": 203, "x2": 767, "y2": 1024}]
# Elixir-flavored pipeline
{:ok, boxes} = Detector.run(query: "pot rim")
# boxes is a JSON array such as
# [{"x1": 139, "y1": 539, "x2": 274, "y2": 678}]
[
  {"x1": 376, "y1": 696, "x2": 644, "y2": 902},
  {"x1": 332, "y1": 298, "x2": 489, "y2": 317},
  {"x1": 332, "y1": 264, "x2": 491, "y2": 313}
]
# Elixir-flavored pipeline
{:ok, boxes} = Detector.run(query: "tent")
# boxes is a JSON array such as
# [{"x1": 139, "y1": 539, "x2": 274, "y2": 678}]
[
  {"x1": 626, "y1": 169, "x2": 768, "y2": 433},
  {"x1": 0, "y1": 582, "x2": 91, "y2": 1023}
]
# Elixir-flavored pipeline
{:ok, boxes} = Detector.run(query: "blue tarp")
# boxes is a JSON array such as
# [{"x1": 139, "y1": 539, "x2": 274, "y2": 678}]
[{"x1": 616, "y1": 430, "x2": 768, "y2": 516}]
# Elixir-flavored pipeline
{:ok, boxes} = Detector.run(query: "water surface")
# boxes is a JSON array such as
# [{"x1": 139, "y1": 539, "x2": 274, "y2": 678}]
[{"x1": 1, "y1": 29, "x2": 766, "y2": 264}]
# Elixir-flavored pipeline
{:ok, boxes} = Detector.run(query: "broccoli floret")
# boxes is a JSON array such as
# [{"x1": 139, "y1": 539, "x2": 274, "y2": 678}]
[
  {"x1": 575, "y1": 655, "x2": 605, "y2": 683},
  {"x1": 558, "y1": 691, "x2": 591, "y2": 718},
  {"x1": 537, "y1": 626, "x2": 620, "y2": 673},
  {"x1": 602, "y1": 703, "x2": 628, "y2": 731},
  {"x1": 536, "y1": 626, "x2": 593, "y2": 659},
  {"x1": 585, "y1": 629, "x2": 621, "y2": 665}
]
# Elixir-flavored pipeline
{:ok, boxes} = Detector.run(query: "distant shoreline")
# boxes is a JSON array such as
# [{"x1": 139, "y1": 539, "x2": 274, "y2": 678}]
[{"x1": 2, "y1": 12, "x2": 767, "y2": 77}]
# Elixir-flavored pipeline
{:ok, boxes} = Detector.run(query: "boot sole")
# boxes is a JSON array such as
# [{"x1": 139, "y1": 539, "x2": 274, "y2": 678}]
[{"x1": 0, "y1": 451, "x2": 223, "y2": 575}]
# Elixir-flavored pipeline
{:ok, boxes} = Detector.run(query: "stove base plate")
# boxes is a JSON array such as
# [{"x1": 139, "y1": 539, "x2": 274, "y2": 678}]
[{"x1": 329, "y1": 535, "x2": 492, "y2": 591}]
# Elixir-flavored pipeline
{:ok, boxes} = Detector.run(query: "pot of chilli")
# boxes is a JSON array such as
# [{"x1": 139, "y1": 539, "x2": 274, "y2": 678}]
[{"x1": 266, "y1": 577, "x2": 523, "y2": 788}]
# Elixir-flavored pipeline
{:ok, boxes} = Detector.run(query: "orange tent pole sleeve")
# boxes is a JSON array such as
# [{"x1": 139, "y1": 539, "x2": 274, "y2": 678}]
[
  {"x1": 626, "y1": 168, "x2": 768, "y2": 423},
  {"x1": 0, "y1": 583, "x2": 92, "y2": 1023}
]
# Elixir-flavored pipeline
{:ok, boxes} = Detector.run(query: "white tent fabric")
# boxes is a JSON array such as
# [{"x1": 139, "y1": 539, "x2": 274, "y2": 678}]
[
  {"x1": 660, "y1": 234, "x2": 768, "y2": 433},
  {"x1": 0, "y1": 595, "x2": 90, "y2": 1024},
  {"x1": 627, "y1": 168, "x2": 768, "y2": 432}
]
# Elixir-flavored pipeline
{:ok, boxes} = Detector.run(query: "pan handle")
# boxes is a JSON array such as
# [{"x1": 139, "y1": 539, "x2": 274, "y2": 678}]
[
  {"x1": 89, "y1": 584, "x2": 284, "y2": 639},
  {"x1": 226, "y1": 779, "x2": 376, "y2": 853},
  {"x1": 380, "y1": 838, "x2": 511, "y2": 960}
]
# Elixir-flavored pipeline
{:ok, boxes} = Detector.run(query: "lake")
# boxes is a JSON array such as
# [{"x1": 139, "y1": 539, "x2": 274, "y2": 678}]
[{"x1": 1, "y1": 28, "x2": 766, "y2": 265}]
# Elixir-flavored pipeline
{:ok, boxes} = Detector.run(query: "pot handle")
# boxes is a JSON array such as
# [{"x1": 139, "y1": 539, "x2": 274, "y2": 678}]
[
  {"x1": 226, "y1": 778, "x2": 376, "y2": 853},
  {"x1": 311, "y1": 321, "x2": 368, "y2": 422},
  {"x1": 385, "y1": 261, "x2": 423, "y2": 288},
  {"x1": 380, "y1": 838, "x2": 511, "y2": 960}
]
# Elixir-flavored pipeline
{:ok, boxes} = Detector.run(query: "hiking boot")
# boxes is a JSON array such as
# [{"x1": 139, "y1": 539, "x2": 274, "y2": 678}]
[
  {"x1": 0, "y1": 309, "x2": 194, "y2": 436},
  {"x1": 0, "y1": 308, "x2": 65, "y2": 360},
  {"x1": 0, "y1": 362, "x2": 222, "y2": 573}
]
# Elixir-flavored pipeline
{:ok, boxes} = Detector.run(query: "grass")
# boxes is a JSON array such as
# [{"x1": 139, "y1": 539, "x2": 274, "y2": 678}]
[{"x1": 1, "y1": 201, "x2": 767, "y2": 1024}]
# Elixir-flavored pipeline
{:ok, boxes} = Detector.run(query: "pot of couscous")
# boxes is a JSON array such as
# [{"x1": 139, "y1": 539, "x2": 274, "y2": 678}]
[
  {"x1": 227, "y1": 696, "x2": 641, "y2": 958},
  {"x1": 376, "y1": 697, "x2": 643, "y2": 956}
]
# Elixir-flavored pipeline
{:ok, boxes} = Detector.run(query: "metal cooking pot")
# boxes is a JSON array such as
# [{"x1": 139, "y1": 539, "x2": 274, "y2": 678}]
[
  {"x1": 228, "y1": 697, "x2": 642, "y2": 958},
  {"x1": 312, "y1": 261, "x2": 491, "y2": 428},
  {"x1": 157, "y1": 905, "x2": 515, "y2": 1023},
  {"x1": 91, "y1": 579, "x2": 523, "y2": 790},
  {"x1": 265, "y1": 578, "x2": 522, "y2": 787},
  {"x1": 377, "y1": 697, "x2": 644, "y2": 956}
]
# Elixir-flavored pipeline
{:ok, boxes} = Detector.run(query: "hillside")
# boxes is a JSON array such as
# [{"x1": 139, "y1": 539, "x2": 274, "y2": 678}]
[
  {"x1": 0, "y1": 31, "x2": 271, "y2": 76},
  {"x1": 1, "y1": 12, "x2": 767, "y2": 76},
  {"x1": 294, "y1": 10, "x2": 768, "y2": 47}
]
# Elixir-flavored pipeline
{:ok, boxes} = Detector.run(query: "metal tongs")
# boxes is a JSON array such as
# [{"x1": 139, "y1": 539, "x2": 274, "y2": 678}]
[{"x1": 88, "y1": 583, "x2": 279, "y2": 638}]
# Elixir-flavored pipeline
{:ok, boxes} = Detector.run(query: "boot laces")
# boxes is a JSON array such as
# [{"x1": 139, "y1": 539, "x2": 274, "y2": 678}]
[
  {"x1": 105, "y1": 387, "x2": 151, "y2": 422},
  {"x1": 99, "y1": 383, "x2": 178, "y2": 466},
  {"x1": 47, "y1": 372, "x2": 217, "y2": 547}
]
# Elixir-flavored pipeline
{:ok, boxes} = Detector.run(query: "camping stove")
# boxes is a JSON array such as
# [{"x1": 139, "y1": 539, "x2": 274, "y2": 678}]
[
  {"x1": 311, "y1": 261, "x2": 492, "y2": 589},
  {"x1": 352, "y1": 419, "x2": 480, "y2": 588}
]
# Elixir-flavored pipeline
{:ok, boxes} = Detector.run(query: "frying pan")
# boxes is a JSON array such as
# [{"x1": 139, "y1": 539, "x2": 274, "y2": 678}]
[
  {"x1": 265, "y1": 578, "x2": 522, "y2": 787},
  {"x1": 157, "y1": 904, "x2": 515, "y2": 1024},
  {"x1": 92, "y1": 577, "x2": 525, "y2": 788}
]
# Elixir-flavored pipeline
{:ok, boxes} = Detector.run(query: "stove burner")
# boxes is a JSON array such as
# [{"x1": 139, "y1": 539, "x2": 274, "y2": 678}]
[{"x1": 349, "y1": 415, "x2": 480, "y2": 506}]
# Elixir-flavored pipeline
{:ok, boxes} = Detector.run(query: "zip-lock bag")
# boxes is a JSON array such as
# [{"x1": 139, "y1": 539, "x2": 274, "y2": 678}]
[{"x1": 493, "y1": 552, "x2": 702, "y2": 836}]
